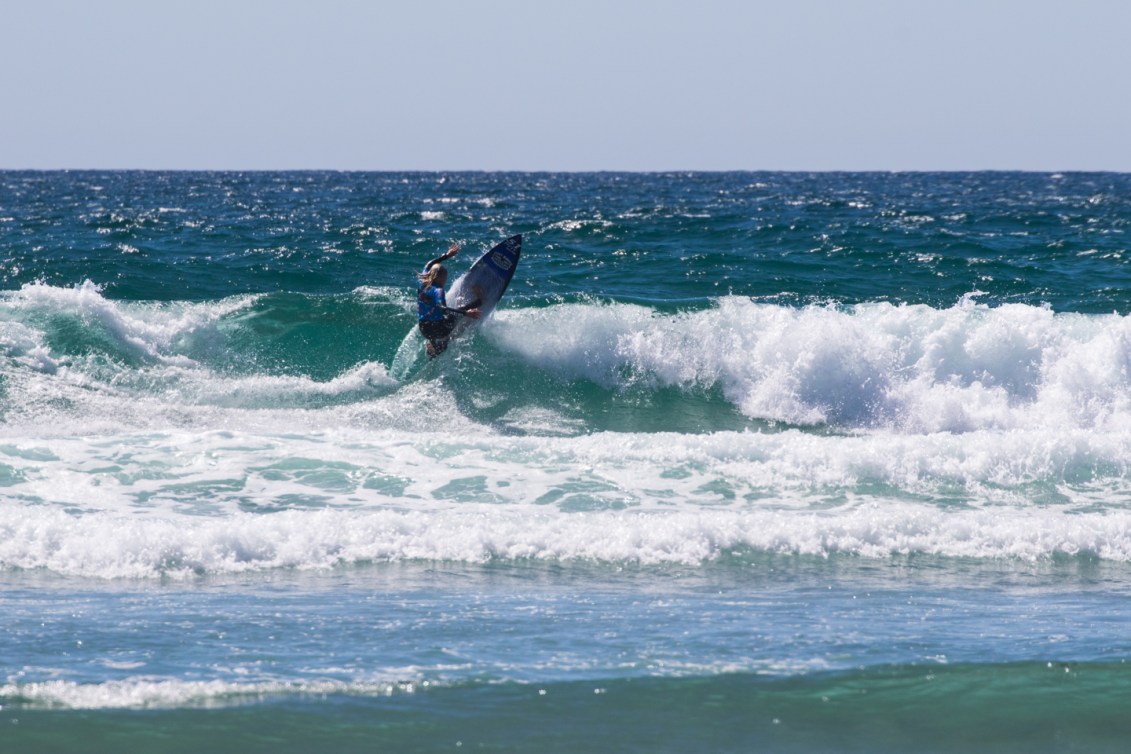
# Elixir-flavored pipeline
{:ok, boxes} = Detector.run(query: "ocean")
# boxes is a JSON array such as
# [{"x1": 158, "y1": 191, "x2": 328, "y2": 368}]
[{"x1": 2, "y1": 170, "x2": 1130, "y2": 752}]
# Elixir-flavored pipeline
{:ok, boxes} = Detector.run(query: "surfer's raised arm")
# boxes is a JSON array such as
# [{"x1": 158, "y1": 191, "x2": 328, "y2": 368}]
[{"x1": 423, "y1": 242, "x2": 461, "y2": 273}]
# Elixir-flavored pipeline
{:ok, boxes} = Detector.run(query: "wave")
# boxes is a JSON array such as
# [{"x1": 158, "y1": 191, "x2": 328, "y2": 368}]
[
  {"x1": 7, "y1": 283, "x2": 1131, "y2": 436},
  {"x1": 6, "y1": 667, "x2": 1129, "y2": 754},
  {"x1": 4, "y1": 503, "x2": 1131, "y2": 579},
  {"x1": 4, "y1": 662, "x2": 1129, "y2": 726},
  {"x1": 487, "y1": 296, "x2": 1131, "y2": 433},
  {"x1": 7, "y1": 282, "x2": 1131, "y2": 537},
  {"x1": 0, "y1": 282, "x2": 410, "y2": 428}
]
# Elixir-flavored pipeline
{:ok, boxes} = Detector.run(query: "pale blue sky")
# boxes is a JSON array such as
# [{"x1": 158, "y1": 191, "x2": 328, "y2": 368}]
[{"x1": 3, "y1": 0, "x2": 1129, "y2": 171}]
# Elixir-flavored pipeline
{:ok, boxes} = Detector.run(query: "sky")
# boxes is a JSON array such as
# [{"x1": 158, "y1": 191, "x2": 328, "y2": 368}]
[{"x1": 3, "y1": 0, "x2": 1129, "y2": 171}]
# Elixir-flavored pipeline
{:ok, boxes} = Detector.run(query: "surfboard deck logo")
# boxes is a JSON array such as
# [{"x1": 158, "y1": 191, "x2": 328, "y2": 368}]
[
  {"x1": 448, "y1": 234, "x2": 522, "y2": 315},
  {"x1": 490, "y1": 251, "x2": 513, "y2": 271}
]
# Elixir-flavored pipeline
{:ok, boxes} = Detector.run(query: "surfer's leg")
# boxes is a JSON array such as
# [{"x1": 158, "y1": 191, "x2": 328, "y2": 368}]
[{"x1": 420, "y1": 318, "x2": 455, "y2": 359}]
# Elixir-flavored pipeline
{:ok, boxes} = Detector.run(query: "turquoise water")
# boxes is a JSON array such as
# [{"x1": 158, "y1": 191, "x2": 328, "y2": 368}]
[{"x1": 3, "y1": 171, "x2": 1131, "y2": 751}]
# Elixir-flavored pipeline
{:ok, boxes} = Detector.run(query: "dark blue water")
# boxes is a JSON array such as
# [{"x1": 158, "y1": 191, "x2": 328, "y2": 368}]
[{"x1": 4, "y1": 171, "x2": 1129, "y2": 309}]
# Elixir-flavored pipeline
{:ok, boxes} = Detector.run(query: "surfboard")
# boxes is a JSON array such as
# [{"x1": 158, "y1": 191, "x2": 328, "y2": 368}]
[
  {"x1": 447, "y1": 234, "x2": 522, "y2": 329},
  {"x1": 390, "y1": 234, "x2": 522, "y2": 379}
]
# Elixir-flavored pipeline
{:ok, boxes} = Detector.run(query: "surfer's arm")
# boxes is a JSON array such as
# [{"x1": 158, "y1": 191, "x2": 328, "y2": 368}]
[
  {"x1": 440, "y1": 303, "x2": 482, "y2": 320},
  {"x1": 453, "y1": 284, "x2": 484, "y2": 318},
  {"x1": 423, "y1": 242, "x2": 461, "y2": 272},
  {"x1": 441, "y1": 287, "x2": 484, "y2": 320}
]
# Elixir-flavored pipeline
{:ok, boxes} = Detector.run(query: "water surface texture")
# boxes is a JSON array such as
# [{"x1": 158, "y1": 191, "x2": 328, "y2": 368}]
[{"x1": 3, "y1": 171, "x2": 1130, "y2": 752}]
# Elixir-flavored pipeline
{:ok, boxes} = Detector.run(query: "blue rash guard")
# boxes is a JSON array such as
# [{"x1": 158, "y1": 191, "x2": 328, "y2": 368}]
[
  {"x1": 417, "y1": 275, "x2": 448, "y2": 323},
  {"x1": 416, "y1": 254, "x2": 481, "y2": 357},
  {"x1": 417, "y1": 265, "x2": 458, "y2": 357}
]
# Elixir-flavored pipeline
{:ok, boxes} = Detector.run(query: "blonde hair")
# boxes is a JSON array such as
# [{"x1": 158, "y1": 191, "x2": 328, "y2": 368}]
[{"x1": 418, "y1": 264, "x2": 447, "y2": 288}]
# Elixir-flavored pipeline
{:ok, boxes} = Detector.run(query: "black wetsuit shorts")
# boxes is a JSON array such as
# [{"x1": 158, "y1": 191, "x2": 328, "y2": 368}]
[{"x1": 419, "y1": 316, "x2": 456, "y2": 354}]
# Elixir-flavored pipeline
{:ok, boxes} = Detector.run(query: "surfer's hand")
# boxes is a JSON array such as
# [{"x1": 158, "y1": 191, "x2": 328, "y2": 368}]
[
  {"x1": 465, "y1": 308, "x2": 482, "y2": 320},
  {"x1": 445, "y1": 243, "x2": 461, "y2": 259}
]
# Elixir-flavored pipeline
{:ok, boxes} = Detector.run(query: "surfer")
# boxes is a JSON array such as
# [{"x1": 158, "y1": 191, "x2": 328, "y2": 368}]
[{"x1": 417, "y1": 242, "x2": 482, "y2": 358}]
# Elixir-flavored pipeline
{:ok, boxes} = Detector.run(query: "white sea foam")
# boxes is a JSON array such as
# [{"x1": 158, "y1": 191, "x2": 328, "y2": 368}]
[
  {"x1": 162, "y1": 360, "x2": 400, "y2": 408},
  {"x1": 4, "y1": 501, "x2": 1131, "y2": 580},
  {"x1": 0, "y1": 282, "x2": 404, "y2": 430},
  {"x1": 5, "y1": 285, "x2": 1131, "y2": 575},
  {"x1": 488, "y1": 297, "x2": 1131, "y2": 433},
  {"x1": 0, "y1": 677, "x2": 415, "y2": 710},
  {"x1": 1, "y1": 280, "x2": 256, "y2": 365},
  {"x1": 0, "y1": 319, "x2": 59, "y2": 373},
  {"x1": 4, "y1": 422, "x2": 1131, "y2": 515}
]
